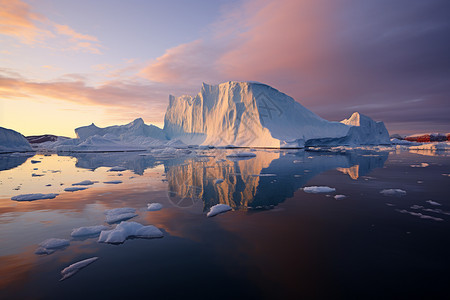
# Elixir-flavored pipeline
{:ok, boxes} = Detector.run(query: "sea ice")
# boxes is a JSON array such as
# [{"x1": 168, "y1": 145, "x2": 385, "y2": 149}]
[
  {"x1": 11, "y1": 193, "x2": 58, "y2": 201},
  {"x1": 410, "y1": 163, "x2": 429, "y2": 168},
  {"x1": 71, "y1": 225, "x2": 109, "y2": 237},
  {"x1": 207, "y1": 204, "x2": 232, "y2": 217},
  {"x1": 72, "y1": 180, "x2": 96, "y2": 186},
  {"x1": 64, "y1": 187, "x2": 88, "y2": 192},
  {"x1": 380, "y1": 189, "x2": 406, "y2": 197},
  {"x1": 426, "y1": 200, "x2": 441, "y2": 206},
  {"x1": 303, "y1": 186, "x2": 336, "y2": 193},
  {"x1": 147, "y1": 203, "x2": 163, "y2": 211},
  {"x1": 98, "y1": 221, "x2": 163, "y2": 244},
  {"x1": 334, "y1": 194, "x2": 347, "y2": 200},
  {"x1": 397, "y1": 209, "x2": 443, "y2": 221},
  {"x1": 60, "y1": 257, "x2": 99, "y2": 281},
  {"x1": 103, "y1": 180, "x2": 123, "y2": 184},
  {"x1": 105, "y1": 207, "x2": 137, "y2": 224},
  {"x1": 35, "y1": 238, "x2": 70, "y2": 254}
]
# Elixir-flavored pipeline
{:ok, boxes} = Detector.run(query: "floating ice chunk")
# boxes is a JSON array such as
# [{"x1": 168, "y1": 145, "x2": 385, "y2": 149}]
[
  {"x1": 71, "y1": 225, "x2": 109, "y2": 237},
  {"x1": 207, "y1": 204, "x2": 232, "y2": 217},
  {"x1": 32, "y1": 173, "x2": 44, "y2": 177},
  {"x1": 303, "y1": 186, "x2": 336, "y2": 193},
  {"x1": 147, "y1": 203, "x2": 163, "y2": 211},
  {"x1": 30, "y1": 160, "x2": 41, "y2": 164},
  {"x1": 226, "y1": 152, "x2": 256, "y2": 160},
  {"x1": 423, "y1": 208, "x2": 450, "y2": 215},
  {"x1": 108, "y1": 166, "x2": 127, "y2": 172},
  {"x1": 60, "y1": 257, "x2": 99, "y2": 281},
  {"x1": 426, "y1": 200, "x2": 441, "y2": 206},
  {"x1": 215, "y1": 179, "x2": 224, "y2": 184},
  {"x1": 334, "y1": 194, "x2": 346, "y2": 200},
  {"x1": 410, "y1": 205, "x2": 424, "y2": 210},
  {"x1": 105, "y1": 207, "x2": 137, "y2": 224},
  {"x1": 397, "y1": 209, "x2": 443, "y2": 221},
  {"x1": 11, "y1": 193, "x2": 58, "y2": 201},
  {"x1": 98, "y1": 221, "x2": 163, "y2": 244},
  {"x1": 410, "y1": 163, "x2": 429, "y2": 168},
  {"x1": 380, "y1": 189, "x2": 406, "y2": 197},
  {"x1": 72, "y1": 180, "x2": 96, "y2": 186},
  {"x1": 35, "y1": 238, "x2": 70, "y2": 255},
  {"x1": 103, "y1": 180, "x2": 122, "y2": 184},
  {"x1": 64, "y1": 187, "x2": 88, "y2": 192}
]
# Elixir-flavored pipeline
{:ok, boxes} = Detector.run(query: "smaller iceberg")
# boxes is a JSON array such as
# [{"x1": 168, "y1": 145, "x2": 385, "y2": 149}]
[
  {"x1": 207, "y1": 204, "x2": 232, "y2": 217},
  {"x1": 60, "y1": 257, "x2": 99, "y2": 281},
  {"x1": 98, "y1": 221, "x2": 163, "y2": 244}
]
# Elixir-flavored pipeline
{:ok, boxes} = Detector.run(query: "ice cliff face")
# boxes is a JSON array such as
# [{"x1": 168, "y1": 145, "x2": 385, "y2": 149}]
[
  {"x1": 0, "y1": 127, "x2": 33, "y2": 153},
  {"x1": 164, "y1": 81, "x2": 389, "y2": 147}
]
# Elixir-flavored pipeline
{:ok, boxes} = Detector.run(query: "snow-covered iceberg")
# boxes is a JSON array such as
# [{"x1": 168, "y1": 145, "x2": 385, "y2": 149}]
[
  {"x1": 0, "y1": 127, "x2": 33, "y2": 153},
  {"x1": 98, "y1": 221, "x2": 163, "y2": 244},
  {"x1": 163, "y1": 81, "x2": 390, "y2": 147}
]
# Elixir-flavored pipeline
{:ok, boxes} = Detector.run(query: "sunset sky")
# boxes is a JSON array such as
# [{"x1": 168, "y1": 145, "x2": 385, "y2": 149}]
[{"x1": 1, "y1": 0, "x2": 449, "y2": 137}]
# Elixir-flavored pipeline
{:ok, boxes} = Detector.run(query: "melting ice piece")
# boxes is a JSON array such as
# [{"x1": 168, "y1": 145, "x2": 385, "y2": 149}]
[
  {"x1": 30, "y1": 160, "x2": 41, "y2": 164},
  {"x1": 334, "y1": 194, "x2": 347, "y2": 200},
  {"x1": 426, "y1": 200, "x2": 441, "y2": 206},
  {"x1": 215, "y1": 179, "x2": 224, "y2": 184},
  {"x1": 380, "y1": 189, "x2": 406, "y2": 197},
  {"x1": 98, "y1": 221, "x2": 163, "y2": 244},
  {"x1": 72, "y1": 180, "x2": 96, "y2": 186},
  {"x1": 303, "y1": 186, "x2": 336, "y2": 193},
  {"x1": 147, "y1": 203, "x2": 163, "y2": 211},
  {"x1": 35, "y1": 238, "x2": 70, "y2": 255},
  {"x1": 60, "y1": 257, "x2": 99, "y2": 281},
  {"x1": 64, "y1": 187, "x2": 88, "y2": 192},
  {"x1": 105, "y1": 207, "x2": 137, "y2": 224},
  {"x1": 11, "y1": 193, "x2": 58, "y2": 201},
  {"x1": 71, "y1": 225, "x2": 109, "y2": 237},
  {"x1": 226, "y1": 152, "x2": 256, "y2": 160},
  {"x1": 103, "y1": 180, "x2": 122, "y2": 184},
  {"x1": 108, "y1": 166, "x2": 127, "y2": 172},
  {"x1": 410, "y1": 163, "x2": 429, "y2": 168},
  {"x1": 207, "y1": 204, "x2": 232, "y2": 217},
  {"x1": 397, "y1": 209, "x2": 443, "y2": 221}
]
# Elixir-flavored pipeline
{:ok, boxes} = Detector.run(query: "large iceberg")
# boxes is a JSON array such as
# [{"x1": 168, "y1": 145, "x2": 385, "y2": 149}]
[
  {"x1": 0, "y1": 127, "x2": 33, "y2": 153},
  {"x1": 163, "y1": 81, "x2": 390, "y2": 147}
]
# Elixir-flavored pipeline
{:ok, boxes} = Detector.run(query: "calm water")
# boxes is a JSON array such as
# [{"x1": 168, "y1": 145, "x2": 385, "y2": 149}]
[{"x1": 0, "y1": 148, "x2": 449, "y2": 299}]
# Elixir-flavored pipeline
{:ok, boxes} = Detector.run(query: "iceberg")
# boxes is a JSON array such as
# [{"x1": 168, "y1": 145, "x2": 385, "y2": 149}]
[
  {"x1": 72, "y1": 180, "x2": 97, "y2": 185},
  {"x1": 98, "y1": 221, "x2": 163, "y2": 244},
  {"x1": 64, "y1": 187, "x2": 88, "y2": 192},
  {"x1": 103, "y1": 180, "x2": 123, "y2": 184},
  {"x1": 0, "y1": 127, "x2": 33, "y2": 153},
  {"x1": 60, "y1": 257, "x2": 99, "y2": 281},
  {"x1": 380, "y1": 189, "x2": 406, "y2": 197},
  {"x1": 163, "y1": 82, "x2": 390, "y2": 147},
  {"x1": 11, "y1": 193, "x2": 58, "y2": 201}
]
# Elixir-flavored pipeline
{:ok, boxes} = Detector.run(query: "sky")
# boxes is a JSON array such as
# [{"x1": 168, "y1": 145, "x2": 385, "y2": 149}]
[{"x1": 1, "y1": 0, "x2": 449, "y2": 137}]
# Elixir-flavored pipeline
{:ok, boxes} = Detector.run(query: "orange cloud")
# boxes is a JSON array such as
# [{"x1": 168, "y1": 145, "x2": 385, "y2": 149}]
[{"x1": 0, "y1": 0, "x2": 101, "y2": 54}]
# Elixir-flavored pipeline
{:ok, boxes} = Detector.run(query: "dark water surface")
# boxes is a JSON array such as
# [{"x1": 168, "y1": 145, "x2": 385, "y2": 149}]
[{"x1": 0, "y1": 148, "x2": 449, "y2": 299}]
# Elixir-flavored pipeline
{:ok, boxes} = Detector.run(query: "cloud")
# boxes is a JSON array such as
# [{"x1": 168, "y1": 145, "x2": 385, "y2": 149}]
[
  {"x1": 0, "y1": 0, "x2": 102, "y2": 54},
  {"x1": 138, "y1": 0, "x2": 450, "y2": 133}
]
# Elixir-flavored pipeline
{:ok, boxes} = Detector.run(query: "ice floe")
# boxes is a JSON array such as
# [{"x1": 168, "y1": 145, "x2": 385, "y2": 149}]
[
  {"x1": 207, "y1": 204, "x2": 232, "y2": 217},
  {"x1": 11, "y1": 193, "x2": 58, "y2": 201},
  {"x1": 64, "y1": 187, "x2": 88, "y2": 192},
  {"x1": 30, "y1": 160, "x2": 41, "y2": 164},
  {"x1": 147, "y1": 203, "x2": 163, "y2": 211},
  {"x1": 303, "y1": 186, "x2": 336, "y2": 193},
  {"x1": 98, "y1": 221, "x2": 163, "y2": 244},
  {"x1": 105, "y1": 207, "x2": 137, "y2": 224},
  {"x1": 334, "y1": 194, "x2": 347, "y2": 200},
  {"x1": 72, "y1": 180, "x2": 96, "y2": 186},
  {"x1": 410, "y1": 163, "x2": 429, "y2": 168},
  {"x1": 71, "y1": 225, "x2": 109, "y2": 237},
  {"x1": 397, "y1": 209, "x2": 443, "y2": 221},
  {"x1": 426, "y1": 200, "x2": 441, "y2": 206},
  {"x1": 108, "y1": 166, "x2": 127, "y2": 172},
  {"x1": 60, "y1": 257, "x2": 99, "y2": 281},
  {"x1": 35, "y1": 238, "x2": 70, "y2": 255},
  {"x1": 103, "y1": 180, "x2": 122, "y2": 184},
  {"x1": 380, "y1": 189, "x2": 406, "y2": 197}
]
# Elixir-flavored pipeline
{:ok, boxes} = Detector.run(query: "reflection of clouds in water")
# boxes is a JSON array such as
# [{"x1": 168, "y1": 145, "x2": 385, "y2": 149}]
[{"x1": 165, "y1": 150, "x2": 388, "y2": 211}]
